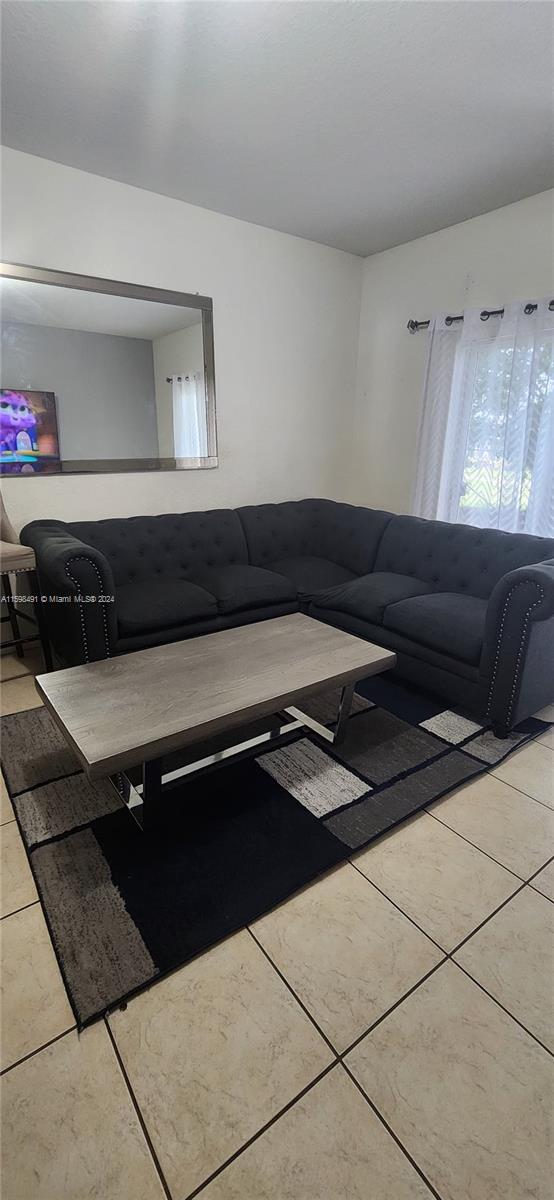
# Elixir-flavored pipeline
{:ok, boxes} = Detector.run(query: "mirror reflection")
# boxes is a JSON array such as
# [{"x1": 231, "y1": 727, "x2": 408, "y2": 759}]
[{"x1": 0, "y1": 272, "x2": 217, "y2": 475}]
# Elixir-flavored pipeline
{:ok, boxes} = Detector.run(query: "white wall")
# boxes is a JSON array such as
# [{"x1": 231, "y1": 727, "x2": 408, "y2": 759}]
[
  {"x1": 152, "y1": 323, "x2": 204, "y2": 457},
  {"x1": 349, "y1": 190, "x2": 554, "y2": 514},
  {"x1": 1, "y1": 148, "x2": 362, "y2": 531}
]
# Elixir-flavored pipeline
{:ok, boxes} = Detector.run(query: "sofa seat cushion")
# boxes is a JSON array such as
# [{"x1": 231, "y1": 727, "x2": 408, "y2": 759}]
[
  {"x1": 384, "y1": 592, "x2": 488, "y2": 665},
  {"x1": 316, "y1": 573, "x2": 433, "y2": 623},
  {"x1": 193, "y1": 564, "x2": 296, "y2": 615},
  {"x1": 116, "y1": 579, "x2": 217, "y2": 636},
  {"x1": 266, "y1": 556, "x2": 356, "y2": 601}
]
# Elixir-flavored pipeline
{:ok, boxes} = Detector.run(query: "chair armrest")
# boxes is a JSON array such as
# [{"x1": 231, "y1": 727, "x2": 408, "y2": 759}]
[
  {"x1": 482, "y1": 559, "x2": 554, "y2": 732},
  {"x1": 21, "y1": 521, "x2": 117, "y2": 664}
]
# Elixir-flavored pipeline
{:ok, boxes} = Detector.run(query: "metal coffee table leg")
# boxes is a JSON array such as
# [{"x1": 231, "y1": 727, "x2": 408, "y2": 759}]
[
  {"x1": 142, "y1": 758, "x2": 162, "y2": 829},
  {"x1": 333, "y1": 683, "x2": 355, "y2": 743}
]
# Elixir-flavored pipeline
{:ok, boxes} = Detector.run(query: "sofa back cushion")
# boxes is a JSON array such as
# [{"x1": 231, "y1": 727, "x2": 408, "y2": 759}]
[
  {"x1": 374, "y1": 515, "x2": 554, "y2": 599},
  {"x1": 237, "y1": 499, "x2": 393, "y2": 576},
  {"x1": 68, "y1": 510, "x2": 248, "y2": 586}
]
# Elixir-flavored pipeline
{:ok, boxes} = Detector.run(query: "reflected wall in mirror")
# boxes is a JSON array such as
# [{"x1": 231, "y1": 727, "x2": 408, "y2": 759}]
[{"x1": 0, "y1": 264, "x2": 217, "y2": 475}]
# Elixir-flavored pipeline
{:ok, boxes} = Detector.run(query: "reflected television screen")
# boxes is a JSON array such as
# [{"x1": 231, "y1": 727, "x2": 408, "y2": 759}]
[{"x1": 0, "y1": 389, "x2": 61, "y2": 475}]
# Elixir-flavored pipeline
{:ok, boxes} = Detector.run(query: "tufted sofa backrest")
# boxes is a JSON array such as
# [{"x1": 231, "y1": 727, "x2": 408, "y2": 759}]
[
  {"x1": 237, "y1": 499, "x2": 393, "y2": 576},
  {"x1": 67, "y1": 510, "x2": 248, "y2": 586},
  {"x1": 374, "y1": 515, "x2": 554, "y2": 599}
]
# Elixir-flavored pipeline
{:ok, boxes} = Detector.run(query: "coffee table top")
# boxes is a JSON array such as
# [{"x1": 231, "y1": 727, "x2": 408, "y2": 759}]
[{"x1": 35, "y1": 613, "x2": 395, "y2": 778}]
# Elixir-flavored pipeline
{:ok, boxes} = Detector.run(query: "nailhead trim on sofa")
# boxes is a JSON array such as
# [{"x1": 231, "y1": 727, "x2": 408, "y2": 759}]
[
  {"x1": 486, "y1": 579, "x2": 545, "y2": 723},
  {"x1": 65, "y1": 556, "x2": 112, "y2": 663}
]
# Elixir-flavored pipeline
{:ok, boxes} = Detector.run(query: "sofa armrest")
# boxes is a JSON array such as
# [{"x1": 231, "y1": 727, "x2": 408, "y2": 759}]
[
  {"x1": 482, "y1": 559, "x2": 554, "y2": 732},
  {"x1": 21, "y1": 520, "x2": 117, "y2": 665}
]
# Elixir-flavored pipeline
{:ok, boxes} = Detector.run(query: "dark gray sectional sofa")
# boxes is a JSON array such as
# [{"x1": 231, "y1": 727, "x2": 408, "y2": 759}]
[{"x1": 22, "y1": 498, "x2": 554, "y2": 735}]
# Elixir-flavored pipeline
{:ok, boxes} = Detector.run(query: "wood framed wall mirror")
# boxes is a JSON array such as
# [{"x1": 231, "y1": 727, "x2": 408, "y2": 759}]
[{"x1": 0, "y1": 263, "x2": 218, "y2": 476}]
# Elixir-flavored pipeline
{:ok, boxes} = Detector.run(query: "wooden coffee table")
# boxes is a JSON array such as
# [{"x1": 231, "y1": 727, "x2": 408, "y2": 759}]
[{"x1": 36, "y1": 613, "x2": 395, "y2": 828}]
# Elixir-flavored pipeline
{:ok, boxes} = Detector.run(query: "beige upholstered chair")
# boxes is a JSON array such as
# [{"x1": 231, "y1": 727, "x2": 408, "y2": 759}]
[
  {"x1": 1, "y1": 491, "x2": 36, "y2": 571},
  {"x1": 0, "y1": 490, "x2": 52, "y2": 668}
]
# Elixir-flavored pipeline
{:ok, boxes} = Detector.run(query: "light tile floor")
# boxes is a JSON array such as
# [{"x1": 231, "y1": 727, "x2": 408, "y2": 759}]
[{"x1": 1, "y1": 655, "x2": 553, "y2": 1200}]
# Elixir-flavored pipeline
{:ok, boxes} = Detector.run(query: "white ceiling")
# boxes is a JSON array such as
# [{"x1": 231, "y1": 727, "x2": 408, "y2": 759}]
[
  {"x1": 1, "y1": 1, "x2": 552, "y2": 257},
  {"x1": 0, "y1": 278, "x2": 202, "y2": 339}
]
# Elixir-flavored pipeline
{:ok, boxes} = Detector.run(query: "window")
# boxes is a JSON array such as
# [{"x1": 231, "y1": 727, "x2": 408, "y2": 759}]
[{"x1": 413, "y1": 300, "x2": 554, "y2": 536}]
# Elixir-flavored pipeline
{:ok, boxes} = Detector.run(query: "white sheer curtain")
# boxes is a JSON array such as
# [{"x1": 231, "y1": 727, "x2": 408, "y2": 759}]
[
  {"x1": 171, "y1": 373, "x2": 208, "y2": 459},
  {"x1": 413, "y1": 299, "x2": 554, "y2": 535}
]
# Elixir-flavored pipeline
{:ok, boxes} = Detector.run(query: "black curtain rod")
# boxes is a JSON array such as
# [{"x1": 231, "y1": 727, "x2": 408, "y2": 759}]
[{"x1": 407, "y1": 299, "x2": 554, "y2": 334}]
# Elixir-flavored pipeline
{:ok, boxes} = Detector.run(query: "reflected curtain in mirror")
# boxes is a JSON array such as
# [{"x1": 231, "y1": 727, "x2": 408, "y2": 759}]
[{"x1": 171, "y1": 374, "x2": 209, "y2": 459}]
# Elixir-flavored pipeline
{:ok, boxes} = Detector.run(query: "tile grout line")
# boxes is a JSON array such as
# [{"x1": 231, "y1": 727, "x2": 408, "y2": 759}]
[
  {"x1": 247, "y1": 926, "x2": 338, "y2": 1056},
  {"x1": 1, "y1": 898, "x2": 40, "y2": 922},
  {"x1": 525, "y1": 857, "x2": 554, "y2": 903},
  {"x1": 424, "y1": 808, "x2": 528, "y2": 880},
  {"x1": 348, "y1": 857, "x2": 446, "y2": 951},
  {"x1": 338, "y1": 957, "x2": 447, "y2": 1059},
  {"x1": 336, "y1": 914, "x2": 552, "y2": 1061},
  {"x1": 341, "y1": 1062, "x2": 444, "y2": 1200},
  {"x1": 241, "y1": 932, "x2": 450, "y2": 1200},
  {"x1": 351, "y1": 840, "x2": 553, "y2": 965},
  {"x1": 525, "y1": 854, "x2": 554, "y2": 886},
  {"x1": 187, "y1": 1053, "x2": 445, "y2": 1200},
  {"x1": 489, "y1": 771, "x2": 554, "y2": 813},
  {"x1": 446, "y1": 877, "x2": 529, "y2": 957},
  {"x1": 527, "y1": 885, "x2": 554, "y2": 904},
  {"x1": 104, "y1": 1018, "x2": 173, "y2": 1200},
  {"x1": 422, "y1": 757, "x2": 554, "y2": 875},
  {"x1": 426, "y1": 796, "x2": 554, "y2": 880},
  {"x1": 254, "y1": 856, "x2": 549, "y2": 1063},
  {"x1": 450, "y1": 958, "x2": 553, "y2": 1058},
  {"x1": 184, "y1": 1061, "x2": 338, "y2": 1200},
  {"x1": 0, "y1": 1026, "x2": 76, "y2": 1077}
]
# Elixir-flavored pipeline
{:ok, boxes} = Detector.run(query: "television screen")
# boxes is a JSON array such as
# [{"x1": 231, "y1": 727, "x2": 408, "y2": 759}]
[{"x1": 0, "y1": 390, "x2": 61, "y2": 475}]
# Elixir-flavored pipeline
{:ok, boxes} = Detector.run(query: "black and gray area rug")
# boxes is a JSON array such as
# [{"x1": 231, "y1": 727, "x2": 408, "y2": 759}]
[{"x1": 2, "y1": 677, "x2": 550, "y2": 1028}]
